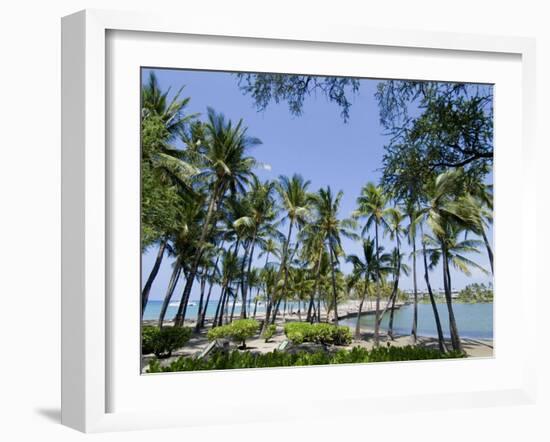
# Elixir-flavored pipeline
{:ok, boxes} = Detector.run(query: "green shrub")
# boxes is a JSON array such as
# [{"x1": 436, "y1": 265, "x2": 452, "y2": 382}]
[
  {"x1": 141, "y1": 325, "x2": 192, "y2": 358},
  {"x1": 333, "y1": 325, "x2": 353, "y2": 346},
  {"x1": 141, "y1": 326, "x2": 159, "y2": 355},
  {"x1": 207, "y1": 326, "x2": 228, "y2": 342},
  {"x1": 230, "y1": 319, "x2": 260, "y2": 348},
  {"x1": 146, "y1": 345, "x2": 465, "y2": 373},
  {"x1": 284, "y1": 322, "x2": 353, "y2": 346},
  {"x1": 207, "y1": 319, "x2": 260, "y2": 348},
  {"x1": 262, "y1": 324, "x2": 277, "y2": 342}
]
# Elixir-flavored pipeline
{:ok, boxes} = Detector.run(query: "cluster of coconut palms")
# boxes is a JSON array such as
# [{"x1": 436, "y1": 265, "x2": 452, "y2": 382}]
[{"x1": 141, "y1": 72, "x2": 493, "y2": 354}]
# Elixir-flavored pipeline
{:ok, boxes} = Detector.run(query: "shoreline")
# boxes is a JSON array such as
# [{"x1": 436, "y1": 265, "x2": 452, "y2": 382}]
[
  {"x1": 143, "y1": 298, "x2": 493, "y2": 322},
  {"x1": 141, "y1": 312, "x2": 493, "y2": 372}
]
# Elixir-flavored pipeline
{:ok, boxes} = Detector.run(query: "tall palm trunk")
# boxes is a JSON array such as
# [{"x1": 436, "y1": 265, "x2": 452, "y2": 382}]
[
  {"x1": 264, "y1": 220, "x2": 293, "y2": 331},
  {"x1": 229, "y1": 294, "x2": 237, "y2": 323},
  {"x1": 421, "y1": 230, "x2": 447, "y2": 353},
  {"x1": 481, "y1": 227, "x2": 494, "y2": 275},
  {"x1": 387, "y1": 277, "x2": 399, "y2": 340},
  {"x1": 223, "y1": 288, "x2": 233, "y2": 325},
  {"x1": 306, "y1": 248, "x2": 323, "y2": 322},
  {"x1": 388, "y1": 237, "x2": 401, "y2": 340},
  {"x1": 411, "y1": 236, "x2": 418, "y2": 343},
  {"x1": 252, "y1": 287, "x2": 260, "y2": 318},
  {"x1": 197, "y1": 240, "x2": 224, "y2": 330},
  {"x1": 213, "y1": 284, "x2": 228, "y2": 328},
  {"x1": 355, "y1": 281, "x2": 368, "y2": 339},
  {"x1": 270, "y1": 297, "x2": 283, "y2": 325},
  {"x1": 328, "y1": 244, "x2": 339, "y2": 325},
  {"x1": 193, "y1": 273, "x2": 207, "y2": 331},
  {"x1": 442, "y1": 244, "x2": 462, "y2": 352},
  {"x1": 374, "y1": 222, "x2": 381, "y2": 346},
  {"x1": 237, "y1": 239, "x2": 251, "y2": 319},
  {"x1": 141, "y1": 238, "x2": 167, "y2": 317},
  {"x1": 200, "y1": 279, "x2": 215, "y2": 329},
  {"x1": 174, "y1": 184, "x2": 224, "y2": 327},
  {"x1": 240, "y1": 230, "x2": 258, "y2": 319},
  {"x1": 157, "y1": 263, "x2": 182, "y2": 328}
]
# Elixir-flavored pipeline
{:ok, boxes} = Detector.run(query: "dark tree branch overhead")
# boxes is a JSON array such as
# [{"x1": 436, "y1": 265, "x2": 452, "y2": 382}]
[
  {"x1": 430, "y1": 151, "x2": 493, "y2": 169},
  {"x1": 236, "y1": 73, "x2": 360, "y2": 122}
]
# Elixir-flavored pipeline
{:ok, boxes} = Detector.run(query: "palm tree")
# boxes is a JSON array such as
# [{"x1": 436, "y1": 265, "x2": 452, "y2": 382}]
[
  {"x1": 346, "y1": 238, "x2": 378, "y2": 338},
  {"x1": 312, "y1": 187, "x2": 358, "y2": 325},
  {"x1": 247, "y1": 268, "x2": 262, "y2": 317},
  {"x1": 174, "y1": 108, "x2": 260, "y2": 327},
  {"x1": 354, "y1": 183, "x2": 391, "y2": 345},
  {"x1": 422, "y1": 169, "x2": 483, "y2": 352},
  {"x1": 140, "y1": 72, "x2": 197, "y2": 316},
  {"x1": 419, "y1": 222, "x2": 447, "y2": 352},
  {"x1": 141, "y1": 71, "x2": 197, "y2": 138},
  {"x1": 212, "y1": 250, "x2": 240, "y2": 327},
  {"x1": 267, "y1": 174, "x2": 312, "y2": 328},
  {"x1": 157, "y1": 197, "x2": 205, "y2": 327},
  {"x1": 301, "y1": 225, "x2": 326, "y2": 323},
  {"x1": 465, "y1": 184, "x2": 494, "y2": 274},
  {"x1": 234, "y1": 178, "x2": 277, "y2": 319},
  {"x1": 386, "y1": 248, "x2": 410, "y2": 338},
  {"x1": 404, "y1": 202, "x2": 421, "y2": 342}
]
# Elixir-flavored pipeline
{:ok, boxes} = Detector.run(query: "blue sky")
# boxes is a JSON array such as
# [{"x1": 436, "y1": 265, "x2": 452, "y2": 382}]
[{"x1": 142, "y1": 68, "x2": 493, "y2": 301}]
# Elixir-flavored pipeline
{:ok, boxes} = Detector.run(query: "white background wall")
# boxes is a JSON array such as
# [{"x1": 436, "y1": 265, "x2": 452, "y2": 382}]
[{"x1": 0, "y1": 1, "x2": 548, "y2": 440}]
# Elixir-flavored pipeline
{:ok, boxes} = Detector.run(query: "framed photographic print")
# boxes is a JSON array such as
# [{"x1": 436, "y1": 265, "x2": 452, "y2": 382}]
[{"x1": 61, "y1": 9, "x2": 537, "y2": 432}]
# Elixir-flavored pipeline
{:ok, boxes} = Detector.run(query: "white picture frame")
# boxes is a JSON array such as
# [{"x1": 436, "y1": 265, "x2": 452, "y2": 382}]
[{"x1": 61, "y1": 9, "x2": 537, "y2": 433}]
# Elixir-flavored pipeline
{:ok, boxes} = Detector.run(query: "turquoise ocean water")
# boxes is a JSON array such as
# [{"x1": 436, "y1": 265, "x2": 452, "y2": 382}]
[
  {"x1": 340, "y1": 302, "x2": 493, "y2": 339},
  {"x1": 144, "y1": 300, "x2": 493, "y2": 340},
  {"x1": 143, "y1": 299, "x2": 268, "y2": 322}
]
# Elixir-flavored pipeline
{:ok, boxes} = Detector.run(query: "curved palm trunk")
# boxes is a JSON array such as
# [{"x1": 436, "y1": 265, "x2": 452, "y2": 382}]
[
  {"x1": 422, "y1": 250, "x2": 447, "y2": 353},
  {"x1": 174, "y1": 184, "x2": 224, "y2": 327},
  {"x1": 421, "y1": 226, "x2": 447, "y2": 352},
  {"x1": 328, "y1": 244, "x2": 339, "y2": 325},
  {"x1": 481, "y1": 227, "x2": 494, "y2": 275},
  {"x1": 141, "y1": 238, "x2": 167, "y2": 317},
  {"x1": 442, "y1": 245, "x2": 463, "y2": 352},
  {"x1": 411, "y1": 236, "x2": 418, "y2": 343},
  {"x1": 157, "y1": 263, "x2": 182, "y2": 328}
]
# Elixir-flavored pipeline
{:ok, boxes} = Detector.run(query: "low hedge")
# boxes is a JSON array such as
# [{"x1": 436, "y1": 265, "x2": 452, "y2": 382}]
[
  {"x1": 207, "y1": 319, "x2": 260, "y2": 348},
  {"x1": 146, "y1": 346, "x2": 465, "y2": 372},
  {"x1": 262, "y1": 324, "x2": 277, "y2": 342},
  {"x1": 284, "y1": 322, "x2": 352, "y2": 346},
  {"x1": 142, "y1": 325, "x2": 192, "y2": 358}
]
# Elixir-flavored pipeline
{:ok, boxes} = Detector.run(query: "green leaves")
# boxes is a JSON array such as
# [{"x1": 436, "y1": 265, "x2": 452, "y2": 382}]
[
  {"x1": 284, "y1": 322, "x2": 352, "y2": 346},
  {"x1": 141, "y1": 326, "x2": 192, "y2": 358},
  {"x1": 207, "y1": 319, "x2": 260, "y2": 347},
  {"x1": 146, "y1": 345, "x2": 465, "y2": 373}
]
